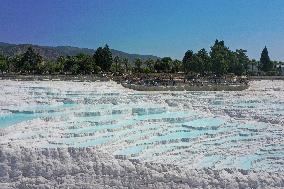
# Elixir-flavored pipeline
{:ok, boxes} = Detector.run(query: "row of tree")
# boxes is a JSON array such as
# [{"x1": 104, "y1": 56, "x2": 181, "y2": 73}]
[
  {"x1": 0, "y1": 45, "x2": 113, "y2": 74},
  {"x1": 182, "y1": 40, "x2": 279, "y2": 76},
  {"x1": 0, "y1": 40, "x2": 282, "y2": 76},
  {"x1": 0, "y1": 45, "x2": 183, "y2": 75}
]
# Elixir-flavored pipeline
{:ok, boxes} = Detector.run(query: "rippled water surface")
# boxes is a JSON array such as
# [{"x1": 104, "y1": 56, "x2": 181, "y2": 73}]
[{"x1": 0, "y1": 80, "x2": 283, "y2": 171}]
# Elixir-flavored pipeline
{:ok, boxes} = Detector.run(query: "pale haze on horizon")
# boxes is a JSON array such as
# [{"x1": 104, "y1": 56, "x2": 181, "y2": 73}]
[{"x1": 0, "y1": 0, "x2": 283, "y2": 61}]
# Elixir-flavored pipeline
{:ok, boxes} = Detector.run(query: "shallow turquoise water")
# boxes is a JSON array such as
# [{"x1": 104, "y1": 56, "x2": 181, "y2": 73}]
[
  {"x1": 0, "y1": 113, "x2": 35, "y2": 128},
  {"x1": 118, "y1": 145, "x2": 146, "y2": 156}
]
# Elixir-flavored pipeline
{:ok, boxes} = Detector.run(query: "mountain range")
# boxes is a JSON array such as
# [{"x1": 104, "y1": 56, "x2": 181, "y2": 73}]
[{"x1": 0, "y1": 42, "x2": 159, "y2": 63}]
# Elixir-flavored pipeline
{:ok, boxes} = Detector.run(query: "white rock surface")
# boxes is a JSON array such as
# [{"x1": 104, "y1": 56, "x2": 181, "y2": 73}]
[
  {"x1": 0, "y1": 146, "x2": 283, "y2": 189},
  {"x1": 0, "y1": 79, "x2": 283, "y2": 188}
]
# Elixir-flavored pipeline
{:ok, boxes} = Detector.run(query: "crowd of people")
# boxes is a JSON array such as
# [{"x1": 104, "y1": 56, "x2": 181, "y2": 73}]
[{"x1": 117, "y1": 73, "x2": 249, "y2": 88}]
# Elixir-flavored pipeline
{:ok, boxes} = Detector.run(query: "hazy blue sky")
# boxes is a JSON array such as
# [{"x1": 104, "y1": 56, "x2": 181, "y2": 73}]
[{"x1": 0, "y1": 0, "x2": 284, "y2": 60}]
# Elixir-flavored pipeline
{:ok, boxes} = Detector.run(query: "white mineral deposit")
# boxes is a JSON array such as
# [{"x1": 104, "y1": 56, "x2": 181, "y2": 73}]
[{"x1": 0, "y1": 80, "x2": 283, "y2": 188}]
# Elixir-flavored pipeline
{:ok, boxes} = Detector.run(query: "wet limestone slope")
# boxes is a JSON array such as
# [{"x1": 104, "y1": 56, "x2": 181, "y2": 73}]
[{"x1": 0, "y1": 80, "x2": 283, "y2": 188}]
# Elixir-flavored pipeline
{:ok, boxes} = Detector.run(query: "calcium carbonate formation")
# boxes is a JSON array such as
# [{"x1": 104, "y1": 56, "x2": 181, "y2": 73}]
[{"x1": 0, "y1": 80, "x2": 283, "y2": 188}]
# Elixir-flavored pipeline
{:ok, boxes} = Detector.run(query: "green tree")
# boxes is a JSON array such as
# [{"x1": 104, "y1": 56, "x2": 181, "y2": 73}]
[
  {"x1": 210, "y1": 40, "x2": 231, "y2": 75},
  {"x1": 198, "y1": 48, "x2": 211, "y2": 74},
  {"x1": 62, "y1": 54, "x2": 97, "y2": 74},
  {"x1": 161, "y1": 57, "x2": 172, "y2": 72},
  {"x1": 55, "y1": 56, "x2": 66, "y2": 73},
  {"x1": 7, "y1": 55, "x2": 22, "y2": 73},
  {"x1": 0, "y1": 55, "x2": 8, "y2": 74},
  {"x1": 189, "y1": 54, "x2": 200, "y2": 73},
  {"x1": 43, "y1": 61, "x2": 58, "y2": 74},
  {"x1": 93, "y1": 44, "x2": 113, "y2": 72},
  {"x1": 191, "y1": 48, "x2": 210, "y2": 74},
  {"x1": 154, "y1": 57, "x2": 172, "y2": 73},
  {"x1": 144, "y1": 59, "x2": 155, "y2": 73},
  {"x1": 122, "y1": 58, "x2": 130, "y2": 73},
  {"x1": 171, "y1": 59, "x2": 182, "y2": 73},
  {"x1": 76, "y1": 53, "x2": 95, "y2": 74},
  {"x1": 260, "y1": 46, "x2": 273, "y2": 72},
  {"x1": 154, "y1": 59, "x2": 162, "y2": 72},
  {"x1": 64, "y1": 56, "x2": 79, "y2": 74},
  {"x1": 113, "y1": 56, "x2": 120, "y2": 73},
  {"x1": 134, "y1": 58, "x2": 143, "y2": 73},
  {"x1": 182, "y1": 50, "x2": 194, "y2": 73},
  {"x1": 20, "y1": 47, "x2": 43, "y2": 73},
  {"x1": 70, "y1": 64, "x2": 80, "y2": 74},
  {"x1": 229, "y1": 49, "x2": 249, "y2": 75},
  {"x1": 228, "y1": 51, "x2": 238, "y2": 74},
  {"x1": 237, "y1": 49, "x2": 249, "y2": 74}
]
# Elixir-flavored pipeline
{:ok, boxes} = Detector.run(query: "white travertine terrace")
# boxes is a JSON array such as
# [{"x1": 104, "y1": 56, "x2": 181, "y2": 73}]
[{"x1": 0, "y1": 80, "x2": 283, "y2": 188}]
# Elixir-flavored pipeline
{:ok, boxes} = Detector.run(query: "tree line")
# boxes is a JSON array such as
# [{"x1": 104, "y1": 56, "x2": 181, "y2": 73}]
[
  {"x1": 0, "y1": 44, "x2": 183, "y2": 75},
  {"x1": 0, "y1": 40, "x2": 282, "y2": 76},
  {"x1": 0, "y1": 45, "x2": 112, "y2": 75},
  {"x1": 182, "y1": 40, "x2": 282, "y2": 76}
]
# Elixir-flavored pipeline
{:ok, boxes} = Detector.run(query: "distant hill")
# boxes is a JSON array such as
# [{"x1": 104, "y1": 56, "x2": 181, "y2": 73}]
[{"x1": 0, "y1": 42, "x2": 159, "y2": 63}]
